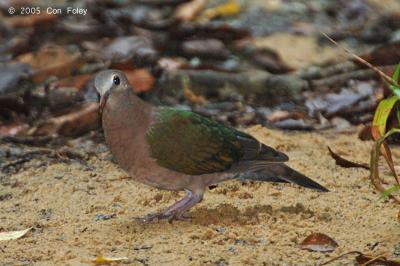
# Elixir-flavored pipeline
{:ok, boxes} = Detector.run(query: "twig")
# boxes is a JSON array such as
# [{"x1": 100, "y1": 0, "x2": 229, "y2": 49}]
[
  {"x1": 108, "y1": 176, "x2": 131, "y2": 181},
  {"x1": 0, "y1": 147, "x2": 89, "y2": 173},
  {"x1": 299, "y1": 61, "x2": 357, "y2": 80},
  {"x1": 0, "y1": 135, "x2": 57, "y2": 146},
  {"x1": 0, "y1": 149, "x2": 53, "y2": 172},
  {"x1": 133, "y1": 245, "x2": 153, "y2": 251},
  {"x1": 320, "y1": 31, "x2": 399, "y2": 88},
  {"x1": 310, "y1": 66, "x2": 395, "y2": 91},
  {"x1": 1, "y1": 158, "x2": 31, "y2": 171},
  {"x1": 320, "y1": 251, "x2": 362, "y2": 265},
  {"x1": 361, "y1": 254, "x2": 387, "y2": 266}
]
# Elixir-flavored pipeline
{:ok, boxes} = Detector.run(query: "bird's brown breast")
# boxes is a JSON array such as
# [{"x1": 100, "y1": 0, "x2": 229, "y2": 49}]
[
  {"x1": 102, "y1": 90, "x2": 152, "y2": 173},
  {"x1": 101, "y1": 90, "x2": 194, "y2": 190}
]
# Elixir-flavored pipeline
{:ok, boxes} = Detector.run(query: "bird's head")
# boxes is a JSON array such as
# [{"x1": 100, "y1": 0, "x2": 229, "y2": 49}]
[{"x1": 94, "y1": 69, "x2": 130, "y2": 113}]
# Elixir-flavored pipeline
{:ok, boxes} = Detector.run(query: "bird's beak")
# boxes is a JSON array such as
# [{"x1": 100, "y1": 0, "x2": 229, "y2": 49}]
[{"x1": 99, "y1": 91, "x2": 110, "y2": 115}]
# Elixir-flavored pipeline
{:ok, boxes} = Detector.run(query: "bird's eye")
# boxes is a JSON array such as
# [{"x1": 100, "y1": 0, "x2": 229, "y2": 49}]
[{"x1": 113, "y1": 76, "x2": 120, "y2": 86}]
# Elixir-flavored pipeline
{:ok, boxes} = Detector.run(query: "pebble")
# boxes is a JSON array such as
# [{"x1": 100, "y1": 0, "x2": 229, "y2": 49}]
[
  {"x1": 0, "y1": 193, "x2": 12, "y2": 201},
  {"x1": 95, "y1": 213, "x2": 116, "y2": 221},
  {"x1": 215, "y1": 227, "x2": 226, "y2": 233}
]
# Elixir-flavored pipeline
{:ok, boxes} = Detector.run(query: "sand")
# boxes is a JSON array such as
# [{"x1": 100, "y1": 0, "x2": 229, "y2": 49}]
[{"x1": 1, "y1": 126, "x2": 399, "y2": 265}]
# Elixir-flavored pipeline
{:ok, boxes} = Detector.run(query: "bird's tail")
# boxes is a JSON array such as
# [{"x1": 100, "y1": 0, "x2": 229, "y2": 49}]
[{"x1": 236, "y1": 162, "x2": 329, "y2": 192}]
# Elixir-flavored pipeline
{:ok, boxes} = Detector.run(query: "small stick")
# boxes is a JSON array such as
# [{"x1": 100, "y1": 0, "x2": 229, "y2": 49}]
[
  {"x1": 126, "y1": 225, "x2": 135, "y2": 259},
  {"x1": 361, "y1": 254, "x2": 387, "y2": 266},
  {"x1": 320, "y1": 251, "x2": 363, "y2": 265},
  {"x1": 320, "y1": 31, "x2": 399, "y2": 88}
]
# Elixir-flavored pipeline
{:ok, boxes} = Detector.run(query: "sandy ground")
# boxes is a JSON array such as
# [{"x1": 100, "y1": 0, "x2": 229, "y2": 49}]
[{"x1": 1, "y1": 126, "x2": 399, "y2": 265}]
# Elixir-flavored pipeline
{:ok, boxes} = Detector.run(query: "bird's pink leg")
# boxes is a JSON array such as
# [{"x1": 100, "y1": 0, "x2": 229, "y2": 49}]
[{"x1": 143, "y1": 190, "x2": 203, "y2": 223}]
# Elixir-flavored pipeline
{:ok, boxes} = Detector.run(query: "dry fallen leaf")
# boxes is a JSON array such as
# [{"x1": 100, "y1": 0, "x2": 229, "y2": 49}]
[
  {"x1": 15, "y1": 46, "x2": 83, "y2": 83},
  {"x1": 182, "y1": 76, "x2": 206, "y2": 105},
  {"x1": 125, "y1": 69, "x2": 155, "y2": 94},
  {"x1": 327, "y1": 146, "x2": 370, "y2": 170},
  {"x1": 320, "y1": 251, "x2": 394, "y2": 265},
  {"x1": 48, "y1": 74, "x2": 92, "y2": 110},
  {"x1": 300, "y1": 233, "x2": 338, "y2": 252},
  {"x1": 200, "y1": 0, "x2": 241, "y2": 21},
  {"x1": 53, "y1": 74, "x2": 92, "y2": 90},
  {"x1": 5, "y1": 13, "x2": 58, "y2": 28},
  {"x1": 0, "y1": 121, "x2": 29, "y2": 137},
  {"x1": 32, "y1": 102, "x2": 99, "y2": 137},
  {"x1": 355, "y1": 253, "x2": 400, "y2": 266},
  {"x1": 0, "y1": 228, "x2": 32, "y2": 241},
  {"x1": 91, "y1": 256, "x2": 128, "y2": 265},
  {"x1": 175, "y1": 0, "x2": 208, "y2": 22}
]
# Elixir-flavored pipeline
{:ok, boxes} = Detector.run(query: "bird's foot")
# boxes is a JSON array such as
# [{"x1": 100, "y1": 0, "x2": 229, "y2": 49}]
[{"x1": 135, "y1": 189, "x2": 203, "y2": 224}]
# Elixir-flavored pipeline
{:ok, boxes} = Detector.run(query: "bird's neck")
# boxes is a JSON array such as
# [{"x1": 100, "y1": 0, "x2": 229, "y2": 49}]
[{"x1": 102, "y1": 89, "x2": 152, "y2": 172}]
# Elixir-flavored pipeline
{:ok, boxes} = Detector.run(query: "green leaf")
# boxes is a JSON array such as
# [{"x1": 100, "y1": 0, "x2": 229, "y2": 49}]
[
  {"x1": 387, "y1": 63, "x2": 400, "y2": 96},
  {"x1": 381, "y1": 185, "x2": 400, "y2": 199},
  {"x1": 389, "y1": 85, "x2": 400, "y2": 97},
  {"x1": 397, "y1": 107, "x2": 400, "y2": 125},
  {"x1": 370, "y1": 62, "x2": 400, "y2": 204},
  {"x1": 372, "y1": 96, "x2": 400, "y2": 136},
  {"x1": 392, "y1": 63, "x2": 400, "y2": 83},
  {"x1": 370, "y1": 128, "x2": 400, "y2": 203}
]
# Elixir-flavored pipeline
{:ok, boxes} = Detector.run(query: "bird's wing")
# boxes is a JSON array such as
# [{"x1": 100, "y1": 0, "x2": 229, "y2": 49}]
[{"x1": 146, "y1": 107, "x2": 287, "y2": 175}]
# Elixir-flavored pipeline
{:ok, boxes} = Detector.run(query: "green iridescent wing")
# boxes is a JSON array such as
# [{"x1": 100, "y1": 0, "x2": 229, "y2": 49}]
[{"x1": 146, "y1": 107, "x2": 287, "y2": 175}]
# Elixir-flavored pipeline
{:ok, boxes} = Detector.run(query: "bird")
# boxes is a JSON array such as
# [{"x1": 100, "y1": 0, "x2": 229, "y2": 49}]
[{"x1": 94, "y1": 69, "x2": 328, "y2": 222}]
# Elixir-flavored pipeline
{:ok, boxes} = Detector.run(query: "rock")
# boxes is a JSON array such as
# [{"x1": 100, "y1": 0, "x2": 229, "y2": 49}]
[
  {"x1": 181, "y1": 39, "x2": 230, "y2": 60},
  {"x1": 264, "y1": 74, "x2": 307, "y2": 102},
  {"x1": 103, "y1": 36, "x2": 159, "y2": 66},
  {"x1": 95, "y1": 213, "x2": 116, "y2": 221},
  {"x1": 0, "y1": 63, "x2": 32, "y2": 95},
  {"x1": 162, "y1": 69, "x2": 308, "y2": 103},
  {"x1": 0, "y1": 193, "x2": 12, "y2": 201}
]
